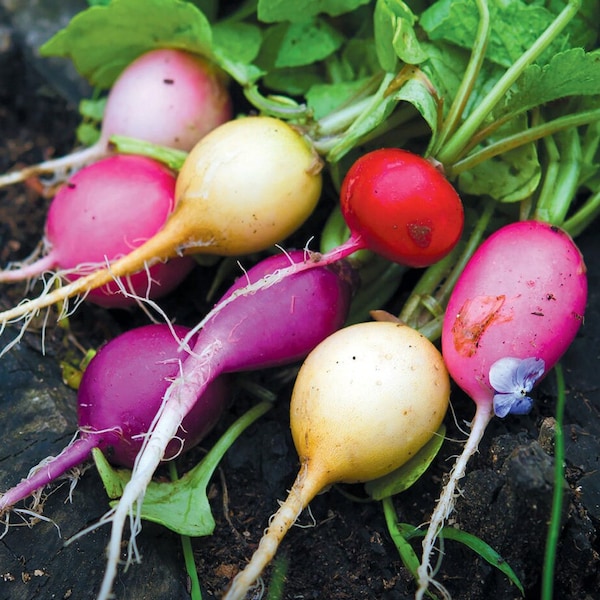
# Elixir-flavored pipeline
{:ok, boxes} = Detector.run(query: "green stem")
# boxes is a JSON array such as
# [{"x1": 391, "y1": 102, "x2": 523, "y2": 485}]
[
  {"x1": 437, "y1": 0, "x2": 581, "y2": 166},
  {"x1": 534, "y1": 128, "x2": 582, "y2": 225},
  {"x1": 434, "y1": 198, "x2": 496, "y2": 307},
  {"x1": 562, "y1": 188, "x2": 600, "y2": 237},
  {"x1": 429, "y1": 0, "x2": 490, "y2": 157},
  {"x1": 169, "y1": 462, "x2": 202, "y2": 600},
  {"x1": 541, "y1": 364, "x2": 566, "y2": 600},
  {"x1": 450, "y1": 108, "x2": 600, "y2": 176},
  {"x1": 382, "y1": 497, "x2": 421, "y2": 581},
  {"x1": 243, "y1": 85, "x2": 309, "y2": 119},
  {"x1": 397, "y1": 248, "x2": 460, "y2": 326}
]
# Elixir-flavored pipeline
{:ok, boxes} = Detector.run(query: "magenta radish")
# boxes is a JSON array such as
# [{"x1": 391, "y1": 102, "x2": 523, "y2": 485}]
[
  {"x1": 0, "y1": 154, "x2": 195, "y2": 308},
  {"x1": 223, "y1": 320, "x2": 450, "y2": 600},
  {"x1": 95, "y1": 250, "x2": 356, "y2": 600},
  {"x1": 415, "y1": 220, "x2": 588, "y2": 599},
  {"x1": 0, "y1": 48, "x2": 232, "y2": 188},
  {"x1": 0, "y1": 324, "x2": 228, "y2": 516},
  {"x1": 0, "y1": 116, "x2": 323, "y2": 331}
]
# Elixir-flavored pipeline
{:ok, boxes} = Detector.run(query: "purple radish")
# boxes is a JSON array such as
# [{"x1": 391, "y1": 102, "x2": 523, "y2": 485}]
[
  {"x1": 96, "y1": 250, "x2": 357, "y2": 600},
  {"x1": 0, "y1": 324, "x2": 229, "y2": 515},
  {"x1": 0, "y1": 154, "x2": 195, "y2": 308},
  {"x1": 0, "y1": 48, "x2": 232, "y2": 188},
  {"x1": 415, "y1": 220, "x2": 588, "y2": 599}
]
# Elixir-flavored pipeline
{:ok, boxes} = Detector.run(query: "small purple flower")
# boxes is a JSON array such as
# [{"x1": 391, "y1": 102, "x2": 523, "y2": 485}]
[{"x1": 489, "y1": 356, "x2": 546, "y2": 418}]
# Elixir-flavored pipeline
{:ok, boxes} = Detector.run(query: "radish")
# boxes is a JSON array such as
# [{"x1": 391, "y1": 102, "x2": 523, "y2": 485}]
[
  {"x1": 94, "y1": 249, "x2": 355, "y2": 600},
  {"x1": 0, "y1": 154, "x2": 195, "y2": 308},
  {"x1": 0, "y1": 324, "x2": 228, "y2": 516},
  {"x1": 201, "y1": 146, "x2": 464, "y2": 303},
  {"x1": 223, "y1": 320, "x2": 450, "y2": 600},
  {"x1": 415, "y1": 220, "x2": 588, "y2": 599},
  {"x1": 0, "y1": 116, "x2": 323, "y2": 333},
  {"x1": 0, "y1": 48, "x2": 232, "y2": 188},
  {"x1": 338, "y1": 148, "x2": 464, "y2": 268}
]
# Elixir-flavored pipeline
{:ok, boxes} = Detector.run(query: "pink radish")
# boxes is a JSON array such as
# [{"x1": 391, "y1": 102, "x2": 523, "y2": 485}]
[
  {"x1": 0, "y1": 154, "x2": 195, "y2": 308},
  {"x1": 0, "y1": 48, "x2": 232, "y2": 188},
  {"x1": 415, "y1": 220, "x2": 588, "y2": 599},
  {"x1": 0, "y1": 324, "x2": 228, "y2": 516},
  {"x1": 95, "y1": 250, "x2": 356, "y2": 600},
  {"x1": 0, "y1": 116, "x2": 323, "y2": 334}
]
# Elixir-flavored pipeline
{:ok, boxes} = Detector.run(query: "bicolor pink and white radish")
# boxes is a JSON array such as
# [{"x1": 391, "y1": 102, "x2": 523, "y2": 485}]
[
  {"x1": 415, "y1": 220, "x2": 588, "y2": 599},
  {"x1": 0, "y1": 48, "x2": 232, "y2": 188}
]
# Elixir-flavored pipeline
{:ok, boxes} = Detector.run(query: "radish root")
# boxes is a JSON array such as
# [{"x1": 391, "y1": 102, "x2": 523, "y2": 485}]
[
  {"x1": 0, "y1": 143, "x2": 106, "y2": 190},
  {"x1": 415, "y1": 404, "x2": 494, "y2": 600},
  {"x1": 223, "y1": 462, "x2": 324, "y2": 600}
]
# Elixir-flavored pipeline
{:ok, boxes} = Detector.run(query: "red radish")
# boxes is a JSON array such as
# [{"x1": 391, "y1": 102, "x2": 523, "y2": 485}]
[
  {"x1": 223, "y1": 320, "x2": 450, "y2": 599},
  {"x1": 0, "y1": 154, "x2": 195, "y2": 308},
  {"x1": 0, "y1": 324, "x2": 228, "y2": 515},
  {"x1": 0, "y1": 48, "x2": 232, "y2": 188},
  {"x1": 415, "y1": 220, "x2": 587, "y2": 599},
  {"x1": 95, "y1": 250, "x2": 356, "y2": 600},
  {"x1": 0, "y1": 116, "x2": 323, "y2": 332},
  {"x1": 339, "y1": 148, "x2": 464, "y2": 267}
]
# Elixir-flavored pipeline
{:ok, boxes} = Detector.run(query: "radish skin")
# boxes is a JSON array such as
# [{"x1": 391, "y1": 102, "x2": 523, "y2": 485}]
[
  {"x1": 0, "y1": 155, "x2": 195, "y2": 308},
  {"x1": 95, "y1": 251, "x2": 355, "y2": 600},
  {"x1": 224, "y1": 320, "x2": 450, "y2": 600},
  {"x1": 0, "y1": 48, "x2": 232, "y2": 188},
  {"x1": 0, "y1": 324, "x2": 228, "y2": 516},
  {"x1": 0, "y1": 116, "x2": 322, "y2": 335},
  {"x1": 415, "y1": 221, "x2": 588, "y2": 599}
]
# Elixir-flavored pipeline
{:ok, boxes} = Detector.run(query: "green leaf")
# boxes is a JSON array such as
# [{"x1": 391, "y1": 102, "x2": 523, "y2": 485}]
[
  {"x1": 212, "y1": 21, "x2": 264, "y2": 85},
  {"x1": 306, "y1": 78, "x2": 374, "y2": 120},
  {"x1": 40, "y1": 0, "x2": 213, "y2": 88},
  {"x1": 397, "y1": 522, "x2": 524, "y2": 595},
  {"x1": 92, "y1": 401, "x2": 272, "y2": 536},
  {"x1": 374, "y1": 0, "x2": 427, "y2": 71},
  {"x1": 391, "y1": 76, "x2": 438, "y2": 137},
  {"x1": 257, "y1": 0, "x2": 371, "y2": 23},
  {"x1": 458, "y1": 114, "x2": 541, "y2": 203},
  {"x1": 365, "y1": 425, "x2": 445, "y2": 500},
  {"x1": 259, "y1": 18, "x2": 344, "y2": 70},
  {"x1": 498, "y1": 48, "x2": 600, "y2": 121},
  {"x1": 435, "y1": 527, "x2": 525, "y2": 596},
  {"x1": 420, "y1": 0, "x2": 557, "y2": 69}
]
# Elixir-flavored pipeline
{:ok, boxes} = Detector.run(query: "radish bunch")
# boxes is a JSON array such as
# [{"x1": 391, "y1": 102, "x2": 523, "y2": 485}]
[
  {"x1": 0, "y1": 115, "x2": 323, "y2": 339},
  {"x1": 415, "y1": 220, "x2": 588, "y2": 599},
  {"x1": 0, "y1": 48, "x2": 232, "y2": 188},
  {"x1": 92, "y1": 250, "x2": 356, "y2": 600}
]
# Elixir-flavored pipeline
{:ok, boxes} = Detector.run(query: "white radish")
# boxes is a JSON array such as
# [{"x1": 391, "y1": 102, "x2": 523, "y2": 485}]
[{"x1": 223, "y1": 320, "x2": 450, "y2": 599}]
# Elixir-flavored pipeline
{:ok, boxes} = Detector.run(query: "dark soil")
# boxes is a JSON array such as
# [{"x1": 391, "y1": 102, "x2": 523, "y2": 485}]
[{"x1": 1, "y1": 15, "x2": 599, "y2": 600}]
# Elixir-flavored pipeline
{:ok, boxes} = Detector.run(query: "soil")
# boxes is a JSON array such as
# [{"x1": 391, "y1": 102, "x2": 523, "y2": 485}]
[{"x1": 1, "y1": 17, "x2": 599, "y2": 600}]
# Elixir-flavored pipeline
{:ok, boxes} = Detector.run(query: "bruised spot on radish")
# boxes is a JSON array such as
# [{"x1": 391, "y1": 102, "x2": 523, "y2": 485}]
[
  {"x1": 450, "y1": 295, "x2": 512, "y2": 357},
  {"x1": 407, "y1": 220, "x2": 433, "y2": 248}
]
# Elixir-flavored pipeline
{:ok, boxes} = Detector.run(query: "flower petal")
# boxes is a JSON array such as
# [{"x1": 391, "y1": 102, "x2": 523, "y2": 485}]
[
  {"x1": 489, "y1": 357, "x2": 522, "y2": 393},
  {"x1": 493, "y1": 392, "x2": 534, "y2": 418},
  {"x1": 516, "y1": 357, "x2": 546, "y2": 392}
]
